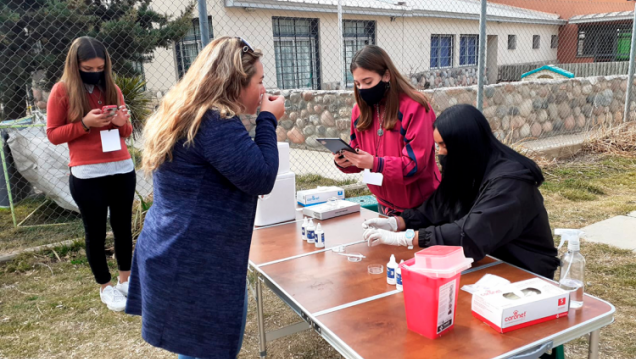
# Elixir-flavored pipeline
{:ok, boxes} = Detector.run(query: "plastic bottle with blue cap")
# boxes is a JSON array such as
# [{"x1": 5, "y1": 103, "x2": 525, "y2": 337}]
[{"x1": 556, "y1": 228, "x2": 586, "y2": 309}]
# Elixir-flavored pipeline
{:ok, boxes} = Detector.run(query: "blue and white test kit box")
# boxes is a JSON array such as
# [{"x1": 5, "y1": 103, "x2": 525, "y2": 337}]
[{"x1": 296, "y1": 186, "x2": 345, "y2": 206}]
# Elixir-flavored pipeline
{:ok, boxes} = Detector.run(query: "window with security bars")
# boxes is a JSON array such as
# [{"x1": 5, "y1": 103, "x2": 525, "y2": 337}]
[
  {"x1": 175, "y1": 17, "x2": 213, "y2": 79},
  {"x1": 431, "y1": 35, "x2": 453, "y2": 69},
  {"x1": 532, "y1": 35, "x2": 540, "y2": 49},
  {"x1": 132, "y1": 61, "x2": 147, "y2": 90},
  {"x1": 459, "y1": 35, "x2": 478, "y2": 66},
  {"x1": 551, "y1": 35, "x2": 559, "y2": 49},
  {"x1": 273, "y1": 17, "x2": 321, "y2": 90},
  {"x1": 343, "y1": 20, "x2": 376, "y2": 88},
  {"x1": 508, "y1": 35, "x2": 517, "y2": 50},
  {"x1": 577, "y1": 25, "x2": 632, "y2": 62}
]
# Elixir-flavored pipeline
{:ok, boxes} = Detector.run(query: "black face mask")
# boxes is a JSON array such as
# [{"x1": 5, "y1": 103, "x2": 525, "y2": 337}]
[
  {"x1": 79, "y1": 71, "x2": 104, "y2": 85},
  {"x1": 437, "y1": 154, "x2": 447, "y2": 172},
  {"x1": 359, "y1": 80, "x2": 388, "y2": 106}
]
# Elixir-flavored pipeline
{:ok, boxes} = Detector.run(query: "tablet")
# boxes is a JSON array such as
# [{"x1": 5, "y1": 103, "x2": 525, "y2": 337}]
[{"x1": 316, "y1": 138, "x2": 356, "y2": 154}]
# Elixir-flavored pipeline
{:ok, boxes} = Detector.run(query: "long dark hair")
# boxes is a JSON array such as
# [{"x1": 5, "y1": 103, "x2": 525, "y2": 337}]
[
  {"x1": 61, "y1": 37, "x2": 119, "y2": 122},
  {"x1": 435, "y1": 105, "x2": 544, "y2": 219},
  {"x1": 350, "y1": 45, "x2": 429, "y2": 132}
]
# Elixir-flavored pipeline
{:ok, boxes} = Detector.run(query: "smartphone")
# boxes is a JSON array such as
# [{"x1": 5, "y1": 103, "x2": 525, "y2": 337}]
[
  {"x1": 101, "y1": 105, "x2": 117, "y2": 117},
  {"x1": 316, "y1": 138, "x2": 356, "y2": 156}
]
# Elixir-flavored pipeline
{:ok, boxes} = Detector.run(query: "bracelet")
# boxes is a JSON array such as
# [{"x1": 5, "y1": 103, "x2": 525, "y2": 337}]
[{"x1": 80, "y1": 119, "x2": 89, "y2": 132}]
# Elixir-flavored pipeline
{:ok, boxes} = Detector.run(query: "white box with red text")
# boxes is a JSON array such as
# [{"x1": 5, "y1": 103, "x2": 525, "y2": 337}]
[{"x1": 471, "y1": 278, "x2": 570, "y2": 333}]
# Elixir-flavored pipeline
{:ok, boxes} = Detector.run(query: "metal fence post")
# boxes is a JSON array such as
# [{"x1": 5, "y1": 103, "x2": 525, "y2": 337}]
[
  {"x1": 338, "y1": 0, "x2": 346, "y2": 89},
  {"x1": 198, "y1": 0, "x2": 210, "y2": 48},
  {"x1": 0, "y1": 134, "x2": 17, "y2": 228},
  {"x1": 623, "y1": 7, "x2": 636, "y2": 123},
  {"x1": 476, "y1": 0, "x2": 487, "y2": 112}
]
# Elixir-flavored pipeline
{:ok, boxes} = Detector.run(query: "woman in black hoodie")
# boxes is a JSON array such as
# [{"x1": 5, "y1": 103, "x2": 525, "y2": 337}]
[{"x1": 362, "y1": 104, "x2": 560, "y2": 279}]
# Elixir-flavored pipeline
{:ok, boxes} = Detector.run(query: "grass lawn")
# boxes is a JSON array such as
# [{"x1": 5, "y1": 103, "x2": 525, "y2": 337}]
[
  {"x1": 0, "y1": 196, "x2": 84, "y2": 255},
  {"x1": 0, "y1": 154, "x2": 635, "y2": 359}
]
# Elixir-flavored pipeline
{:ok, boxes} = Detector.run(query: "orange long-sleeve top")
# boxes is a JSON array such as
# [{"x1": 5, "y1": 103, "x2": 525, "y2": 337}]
[{"x1": 46, "y1": 82, "x2": 133, "y2": 167}]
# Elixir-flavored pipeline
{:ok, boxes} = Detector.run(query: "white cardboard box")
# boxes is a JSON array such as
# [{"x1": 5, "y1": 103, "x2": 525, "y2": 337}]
[
  {"x1": 296, "y1": 186, "x2": 345, "y2": 206},
  {"x1": 471, "y1": 278, "x2": 570, "y2": 333},
  {"x1": 302, "y1": 200, "x2": 360, "y2": 220},
  {"x1": 254, "y1": 171, "x2": 296, "y2": 226},
  {"x1": 277, "y1": 142, "x2": 290, "y2": 175}
]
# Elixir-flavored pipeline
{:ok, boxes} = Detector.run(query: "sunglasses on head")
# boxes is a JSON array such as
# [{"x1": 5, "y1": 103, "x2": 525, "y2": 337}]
[{"x1": 237, "y1": 37, "x2": 254, "y2": 53}]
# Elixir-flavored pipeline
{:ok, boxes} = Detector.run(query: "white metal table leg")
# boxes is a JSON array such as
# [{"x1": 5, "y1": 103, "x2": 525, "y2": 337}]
[{"x1": 588, "y1": 330, "x2": 600, "y2": 359}]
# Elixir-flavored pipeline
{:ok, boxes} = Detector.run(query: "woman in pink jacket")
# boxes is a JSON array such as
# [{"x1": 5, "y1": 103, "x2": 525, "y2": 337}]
[{"x1": 335, "y1": 45, "x2": 440, "y2": 216}]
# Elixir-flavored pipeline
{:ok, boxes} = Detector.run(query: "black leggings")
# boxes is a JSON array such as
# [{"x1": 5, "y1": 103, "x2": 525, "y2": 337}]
[{"x1": 69, "y1": 171, "x2": 136, "y2": 285}]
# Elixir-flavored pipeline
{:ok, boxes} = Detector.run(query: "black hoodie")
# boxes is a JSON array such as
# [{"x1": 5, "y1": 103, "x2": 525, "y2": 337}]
[{"x1": 401, "y1": 156, "x2": 560, "y2": 279}]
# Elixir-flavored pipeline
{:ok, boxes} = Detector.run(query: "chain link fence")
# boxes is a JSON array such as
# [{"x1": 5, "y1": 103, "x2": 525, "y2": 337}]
[{"x1": 1, "y1": 0, "x2": 635, "y2": 247}]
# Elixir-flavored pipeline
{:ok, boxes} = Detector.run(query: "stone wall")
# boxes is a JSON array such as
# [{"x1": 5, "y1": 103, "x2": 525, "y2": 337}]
[
  {"x1": 321, "y1": 66, "x2": 484, "y2": 91},
  {"x1": 242, "y1": 75, "x2": 632, "y2": 150},
  {"x1": 410, "y1": 66, "x2": 484, "y2": 90}
]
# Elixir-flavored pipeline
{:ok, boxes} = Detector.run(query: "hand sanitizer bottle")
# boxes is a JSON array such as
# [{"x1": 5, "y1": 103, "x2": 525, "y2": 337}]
[
  {"x1": 556, "y1": 229, "x2": 586, "y2": 309},
  {"x1": 387, "y1": 254, "x2": 398, "y2": 285}
]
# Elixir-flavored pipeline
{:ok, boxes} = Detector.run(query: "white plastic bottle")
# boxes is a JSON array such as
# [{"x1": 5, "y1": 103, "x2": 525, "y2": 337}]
[
  {"x1": 387, "y1": 254, "x2": 398, "y2": 285},
  {"x1": 556, "y1": 229, "x2": 586, "y2": 309},
  {"x1": 306, "y1": 219, "x2": 316, "y2": 244},
  {"x1": 396, "y1": 260, "x2": 404, "y2": 291},
  {"x1": 315, "y1": 223, "x2": 325, "y2": 248},
  {"x1": 301, "y1": 217, "x2": 308, "y2": 241}
]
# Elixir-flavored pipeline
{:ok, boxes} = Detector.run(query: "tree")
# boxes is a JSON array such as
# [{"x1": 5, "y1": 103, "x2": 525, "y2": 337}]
[{"x1": 0, "y1": 0, "x2": 194, "y2": 120}]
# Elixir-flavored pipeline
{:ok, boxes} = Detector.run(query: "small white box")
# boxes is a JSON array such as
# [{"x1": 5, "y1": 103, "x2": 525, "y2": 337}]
[
  {"x1": 302, "y1": 200, "x2": 360, "y2": 220},
  {"x1": 254, "y1": 171, "x2": 296, "y2": 226},
  {"x1": 277, "y1": 142, "x2": 290, "y2": 175},
  {"x1": 471, "y1": 278, "x2": 570, "y2": 333},
  {"x1": 296, "y1": 186, "x2": 345, "y2": 206}
]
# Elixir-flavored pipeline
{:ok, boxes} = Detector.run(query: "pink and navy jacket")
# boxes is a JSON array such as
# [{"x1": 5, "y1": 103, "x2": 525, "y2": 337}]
[{"x1": 338, "y1": 93, "x2": 441, "y2": 212}]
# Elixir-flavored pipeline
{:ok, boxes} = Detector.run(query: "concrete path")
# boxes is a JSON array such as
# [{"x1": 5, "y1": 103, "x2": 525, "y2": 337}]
[{"x1": 581, "y1": 213, "x2": 636, "y2": 251}]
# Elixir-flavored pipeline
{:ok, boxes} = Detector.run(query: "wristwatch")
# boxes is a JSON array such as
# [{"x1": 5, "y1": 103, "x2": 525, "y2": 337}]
[{"x1": 405, "y1": 229, "x2": 415, "y2": 250}]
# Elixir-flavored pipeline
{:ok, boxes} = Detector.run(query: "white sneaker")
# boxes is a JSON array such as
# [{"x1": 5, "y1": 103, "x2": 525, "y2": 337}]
[
  {"x1": 115, "y1": 279, "x2": 129, "y2": 297},
  {"x1": 100, "y1": 286, "x2": 127, "y2": 312}
]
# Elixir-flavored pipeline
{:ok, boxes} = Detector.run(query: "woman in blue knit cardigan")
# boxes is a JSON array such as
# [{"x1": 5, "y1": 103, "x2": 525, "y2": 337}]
[{"x1": 126, "y1": 37, "x2": 285, "y2": 359}]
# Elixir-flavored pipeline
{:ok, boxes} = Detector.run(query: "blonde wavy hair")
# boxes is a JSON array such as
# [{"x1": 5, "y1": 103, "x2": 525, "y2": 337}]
[{"x1": 142, "y1": 36, "x2": 263, "y2": 174}]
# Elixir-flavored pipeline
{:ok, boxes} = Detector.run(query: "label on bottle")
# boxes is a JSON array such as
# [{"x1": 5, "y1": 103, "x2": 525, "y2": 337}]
[
  {"x1": 437, "y1": 280, "x2": 456, "y2": 334},
  {"x1": 307, "y1": 230, "x2": 315, "y2": 243},
  {"x1": 397, "y1": 272, "x2": 402, "y2": 286},
  {"x1": 387, "y1": 267, "x2": 396, "y2": 284}
]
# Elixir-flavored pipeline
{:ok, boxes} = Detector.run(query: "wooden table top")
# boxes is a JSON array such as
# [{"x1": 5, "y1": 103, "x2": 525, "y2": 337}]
[
  {"x1": 315, "y1": 263, "x2": 614, "y2": 359},
  {"x1": 250, "y1": 207, "x2": 614, "y2": 359},
  {"x1": 249, "y1": 208, "x2": 382, "y2": 266},
  {"x1": 259, "y1": 241, "x2": 497, "y2": 314}
]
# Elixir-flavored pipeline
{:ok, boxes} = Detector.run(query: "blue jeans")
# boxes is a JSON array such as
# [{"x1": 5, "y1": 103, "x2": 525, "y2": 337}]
[{"x1": 178, "y1": 286, "x2": 249, "y2": 359}]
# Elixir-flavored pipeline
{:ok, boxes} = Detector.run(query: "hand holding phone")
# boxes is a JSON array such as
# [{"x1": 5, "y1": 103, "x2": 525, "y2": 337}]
[{"x1": 101, "y1": 105, "x2": 118, "y2": 117}]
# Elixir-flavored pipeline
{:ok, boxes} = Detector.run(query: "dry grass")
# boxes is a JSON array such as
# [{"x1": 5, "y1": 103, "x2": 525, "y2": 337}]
[
  {"x1": 0, "y1": 154, "x2": 634, "y2": 359},
  {"x1": 582, "y1": 122, "x2": 636, "y2": 158}
]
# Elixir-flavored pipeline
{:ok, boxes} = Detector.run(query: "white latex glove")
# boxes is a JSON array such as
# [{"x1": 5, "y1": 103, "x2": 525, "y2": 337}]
[
  {"x1": 363, "y1": 228, "x2": 411, "y2": 247},
  {"x1": 362, "y1": 217, "x2": 398, "y2": 232}
]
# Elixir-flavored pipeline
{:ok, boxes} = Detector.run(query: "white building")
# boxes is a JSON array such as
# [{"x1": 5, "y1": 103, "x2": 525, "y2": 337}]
[{"x1": 142, "y1": 0, "x2": 565, "y2": 95}]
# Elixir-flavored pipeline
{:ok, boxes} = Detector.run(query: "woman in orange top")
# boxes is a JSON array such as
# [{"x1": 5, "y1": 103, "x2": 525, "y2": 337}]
[{"x1": 47, "y1": 37, "x2": 134, "y2": 312}]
